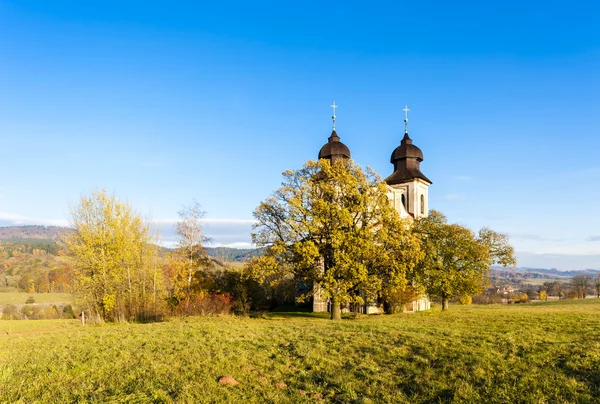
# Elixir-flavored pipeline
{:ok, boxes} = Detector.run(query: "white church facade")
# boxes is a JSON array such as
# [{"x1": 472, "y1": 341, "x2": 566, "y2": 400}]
[{"x1": 313, "y1": 105, "x2": 431, "y2": 313}]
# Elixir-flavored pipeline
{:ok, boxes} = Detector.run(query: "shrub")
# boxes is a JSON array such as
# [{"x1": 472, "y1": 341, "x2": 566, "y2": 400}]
[
  {"x1": 513, "y1": 293, "x2": 530, "y2": 304},
  {"x1": 20, "y1": 305, "x2": 34, "y2": 319},
  {"x1": 25, "y1": 296, "x2": 35, "y2": 304},
  {"x1": 42, "y1": 306, "x2": 60, "y2": 319},
  {"x1": 458, "y1": 295, "x2": 472, "y2": 305},
  {"x1": 2, "y1": 304, "x2": 20, "y2": 319},
  {"x1": 177, "y1": 293, "x2": 232, "y2": 316},
  {"x1": 62, "y1": 304, "x2": 76, "y2": 319}
]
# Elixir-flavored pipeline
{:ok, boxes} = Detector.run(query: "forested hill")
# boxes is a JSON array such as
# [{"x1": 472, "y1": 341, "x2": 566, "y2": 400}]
[
  {"x1": 205, "y1": 247, "x2": 264, "y2": 262},
  {"x1": 0, "y1": 226, "x2": 263, "y2": 263},
  {"x1": 0, "y1": 225, "x2": 70, "y2": 240}
]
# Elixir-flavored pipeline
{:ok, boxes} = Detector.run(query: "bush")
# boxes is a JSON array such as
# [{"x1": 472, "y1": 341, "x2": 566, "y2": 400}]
[
  {"x1": 2, "y1": 304, "x2": 20, "y2": 319},
  {"x1": 25, "y1": 296, "x2": 35, "y2": 304},
  {"x1": 458, "y1": 295, "x2": 472, "y2": 305},
  {"x1": 62, "y1": 304, "x2": 76, "y2": 319},
  {"x1": 20, "y1": 305, "x2": 35, "y2": 319},
  {"x1": 472, "y1": 292, "x2": 505, "y2": 305},
  {"x1": 177, "y1": 294, "x2": 232, "y2": 316},
  {"x1": 513, "y1": 293, "x2": 530, "y2": 304}
]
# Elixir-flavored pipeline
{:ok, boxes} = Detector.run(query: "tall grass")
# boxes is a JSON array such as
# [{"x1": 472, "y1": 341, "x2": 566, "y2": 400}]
[{"x1": 1, "y1": 299, "x2": 599, "y2": 403}]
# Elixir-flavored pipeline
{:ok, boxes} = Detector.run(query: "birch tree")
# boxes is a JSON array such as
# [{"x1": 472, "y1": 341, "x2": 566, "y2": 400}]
[{"x1": 174, "y1": 201, "x2": 211, "y2": 301}]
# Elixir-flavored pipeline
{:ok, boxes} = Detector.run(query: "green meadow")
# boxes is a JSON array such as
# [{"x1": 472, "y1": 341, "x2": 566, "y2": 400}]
[
  {"x1": 1, "y1": 299, "x2": 599, "y2": 403},
  {"x1": 0, "y1": 293, "x2": 73, "y2": 305}
]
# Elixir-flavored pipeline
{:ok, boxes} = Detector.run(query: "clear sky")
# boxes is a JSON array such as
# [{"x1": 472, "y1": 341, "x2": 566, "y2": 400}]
[{"x1": 1, "y1": 1, "x2": 599, "y2": 269}]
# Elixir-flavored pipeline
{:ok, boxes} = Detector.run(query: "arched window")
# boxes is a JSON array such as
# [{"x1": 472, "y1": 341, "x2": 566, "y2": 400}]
[
  {"x1": 401, "y1": 194, "x2": 407, "y2": 210},
  {"x1": 420, "y1": 194, "x2": 425, "y2": 215}
]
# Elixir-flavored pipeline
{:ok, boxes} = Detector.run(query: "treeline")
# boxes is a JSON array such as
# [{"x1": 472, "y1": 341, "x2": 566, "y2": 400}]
[
  {"x1": 0, "y1": 225, "x2": 70, "y2": 240},
  {"x1": 52, "y1": 190, "x2": 295, "y2": 323},
  {"x1": 471, "y1": 274, "x2": 600, "y2": 304},
  {"x1": 205, "y1": 247, "x2": 264, "y2": 262},
  {"x1": 1, "y1": 303, "x2": 76, "y2": 320}
]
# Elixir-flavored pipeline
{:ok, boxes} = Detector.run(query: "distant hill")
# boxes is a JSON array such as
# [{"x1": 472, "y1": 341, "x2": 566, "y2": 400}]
[
  {"x1": 0, "y1": 225, "x2": 70, "y2": 241},
  {"x1": 0, "y1": 226, "x2": 263, "y2": 263},
  {"x1": 492, "y1": 265, "x2": 599, "y2": 278},
  {"x1": 205, "y1": 247, "x2": 264, "y2": 262}
]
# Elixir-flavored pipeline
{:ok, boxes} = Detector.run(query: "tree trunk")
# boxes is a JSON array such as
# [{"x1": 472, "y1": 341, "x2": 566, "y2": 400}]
[
  {"x1": 441, "y1": 295, "x2": 449, "y2": 311},
  {"x1": 330, "y1": 299, "x2": 341, "y2": 320}
]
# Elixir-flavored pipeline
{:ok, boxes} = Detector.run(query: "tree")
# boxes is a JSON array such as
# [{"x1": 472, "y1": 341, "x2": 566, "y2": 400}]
[
  {"x1": 595, "y1": 273, "x2": 600, "y2": 298},
  {"x1": 413, "y1": 211, "x2": 515, "y2": 311},
  {"x1": 572, "y1": 274, "x2": 593, "y2": 299},
  {"x1": 252, "y1": 159, "x2": 422, "y2": 320},
  {"x1": 60, "y1": 189, "x2": 161, "y2": 322},
  {"x1": 173, "y1": 201, "x2": 211, "y2": 302},
  {"x1": 544, "y1": 280, "x2": 564, "y2": 299}
]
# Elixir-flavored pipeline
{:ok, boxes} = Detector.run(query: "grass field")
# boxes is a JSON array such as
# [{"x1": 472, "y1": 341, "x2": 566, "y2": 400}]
[
  {"x1": 1, "y1": 300, "x2": 599, "y2": 403},
  {"x1": 0, "y1": 292, "x2": 73, "y2": 305}
]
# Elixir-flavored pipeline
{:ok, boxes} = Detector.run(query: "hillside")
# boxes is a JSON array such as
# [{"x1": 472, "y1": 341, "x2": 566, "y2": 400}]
[
  {"x1": 205, "y1": 246, "x2": 264, "y2": 262},
  {"x1": 0, "y1": 225, "x2": 70, "y2": 240}
]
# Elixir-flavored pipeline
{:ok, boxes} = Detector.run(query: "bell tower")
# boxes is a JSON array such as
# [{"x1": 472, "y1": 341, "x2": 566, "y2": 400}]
[{"x1": 384, "y1": 106, "x2": 431, "y2": 219}]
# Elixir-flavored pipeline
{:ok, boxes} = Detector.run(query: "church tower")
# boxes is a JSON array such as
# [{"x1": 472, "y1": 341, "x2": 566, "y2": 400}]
[
  {"x1": 318, "y1": 101, "x2": 351, "y2": 163},
  {"x1": 384, "y1": 106, "x2": 431, "y2": 219},
  {"x1": 312, "y1": 101, "x2": 352, "y2": 313}
]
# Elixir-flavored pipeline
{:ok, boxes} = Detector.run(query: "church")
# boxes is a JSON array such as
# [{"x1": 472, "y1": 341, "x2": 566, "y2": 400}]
[{"x1": 314, "y1": 104, "x2": 432, "y2": 313}]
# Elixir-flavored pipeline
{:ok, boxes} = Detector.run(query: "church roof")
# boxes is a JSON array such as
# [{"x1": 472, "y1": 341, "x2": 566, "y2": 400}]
[
  {"x1": 390, "y1": 133, "x2": 424, "y2": 161},
  {"x1": 318, "y1": 130, "x2": 351, "y2": 162},
  {"x1": 384, "y1": 133, "x2": 432, "y2": 185}
]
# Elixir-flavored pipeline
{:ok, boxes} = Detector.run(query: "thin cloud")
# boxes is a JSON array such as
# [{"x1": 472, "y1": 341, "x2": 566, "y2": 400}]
[
  {"x1": 0, "y1": 212, "x2": 69, "y2": 227},
  {"x1": 443, "y1": 194, "x2": 466, "y2": 201},
  {"x1": 587, "y1": 235, "x2": 600, "y2": 242},
  {"x1": 516, "y1": 251, "x2": 600, "y2": 271},
  {"x1": 151, "y1": 218, "x2": 255, "y2": 247},
  {"x1": 510, "y1": 232, "x2": 564, "y2": 242}
]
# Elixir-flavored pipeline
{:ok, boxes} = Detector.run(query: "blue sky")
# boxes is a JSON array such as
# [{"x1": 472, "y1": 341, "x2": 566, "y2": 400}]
[{"x1": 0, "y1": 1, "x2": 599, "y2": 269}]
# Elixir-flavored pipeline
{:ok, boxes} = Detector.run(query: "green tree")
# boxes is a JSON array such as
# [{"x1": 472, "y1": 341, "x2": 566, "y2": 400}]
[
  {"x1": 252, "y1": 159, "x2": 422, "y2": 320},
  {"x1": 60, "y1": 189, "x2": 161, "y2": 322},
  {"x1": 414, "y1": 211, "x2": 515, "y2": 311}
]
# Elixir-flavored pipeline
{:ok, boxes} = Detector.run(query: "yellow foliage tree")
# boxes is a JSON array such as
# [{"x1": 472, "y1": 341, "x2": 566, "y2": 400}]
[
  {"x1": 252, "y1": 159, "x2": 422, "y2": 320},
  {"x1": 60, "y1": 189, "x2": 162, "y2": 322}
]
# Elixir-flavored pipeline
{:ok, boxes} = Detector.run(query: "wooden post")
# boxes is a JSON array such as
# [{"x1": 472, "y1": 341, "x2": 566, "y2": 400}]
[{"x1": 81, "y1": 311, "x2": 85, "y2": 327}]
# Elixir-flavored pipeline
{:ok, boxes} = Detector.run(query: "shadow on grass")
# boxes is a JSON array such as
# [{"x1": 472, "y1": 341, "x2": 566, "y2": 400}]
[{"x1": 262, "y1": 304, "x2": 358, "y2": 320}]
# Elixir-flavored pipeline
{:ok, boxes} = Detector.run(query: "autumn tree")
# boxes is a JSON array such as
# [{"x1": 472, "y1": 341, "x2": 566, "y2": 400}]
[
  {"x1": 60, "y1": 189, "x2": 161, "y2": 322},
  {"x1": 595, "y1": 273, "x2": 600, "y2": 298},
  {"x1": 176, "y1": 202, "x2": 209, "y2": 289},
  {"x1": 251, "y1": 159, "x2": 422, "y2": 320},
  {"x1": 164, "y1": 201, "x2": 213, "y2": 310},
  {"x1": 413, "y1": 211, "x2": 515, "y2": 311},
  {"x1": 572, "y1": 274, "x2": 593, "y2": 299}
]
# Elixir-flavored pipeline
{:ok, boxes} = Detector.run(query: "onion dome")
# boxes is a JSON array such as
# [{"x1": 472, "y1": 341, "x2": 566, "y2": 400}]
[
  {"x1": 384, "y1": 132, "x2": 432, "y2": 185},
  {"x1": 318, "y1": 130, "x2": 351, "y2": 163}
]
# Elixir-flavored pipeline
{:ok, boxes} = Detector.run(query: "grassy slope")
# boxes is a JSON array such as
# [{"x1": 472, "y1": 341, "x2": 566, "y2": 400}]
[
  {"x1": 0, "y1": 293, "x2": 73, "y2": 305},
  {"x1": 1, "y1": 300, "x2": 599, "y2": 403}
]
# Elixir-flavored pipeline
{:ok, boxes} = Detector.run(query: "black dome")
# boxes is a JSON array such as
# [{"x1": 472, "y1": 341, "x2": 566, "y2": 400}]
[
  {"x1": 318, "y1": 130, "x2": 351, "y2": 162},
  {"x1": 385, "y1": 133, "x2": 431, "y2": 185},
  {"x1": 390, "y1": 135, "x2": 423, "y2": 162}
]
